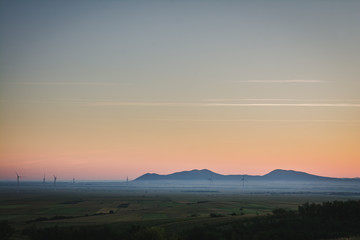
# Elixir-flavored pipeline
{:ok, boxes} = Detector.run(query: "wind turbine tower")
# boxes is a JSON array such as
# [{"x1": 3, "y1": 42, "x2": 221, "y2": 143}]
[
  {"x1": 16, "y1": 172, "x2": 20, "y2": 187},
  {"x1": 53, "y1": 175, "x2": 57, "y2": 185},
  {"x1": 241, "y1": 175, "x2": 247, "y2": 188},
  {"x1": 43, "y1": 174, "x2": 45, "y2": 184}
]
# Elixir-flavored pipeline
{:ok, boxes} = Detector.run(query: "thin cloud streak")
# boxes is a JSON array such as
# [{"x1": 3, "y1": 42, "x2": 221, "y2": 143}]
[
  {"x1": 86, "y1": 101, "x2": 360, "y2": 108},
  {"x1": 207, "y1": 103, "x2": 360, "y2": 107},
  {"x1": 88, "y1": 102, "x2": 199, "y2": 107},
  {"x1": 203, "y1": 98, "x2": 297, "y2": 102},
  {"x1": 3, "y1": 82, "x2": 129, "y2": 86},
  {"x1": 237, "y1": 80, "x2": 327, "y2": 83},
  {"x1": 137, "y1": 118, "x2": 360, "y2": 123},
  {"x1": 202, "y1": 98, "x2": 360, "y2": 102}
]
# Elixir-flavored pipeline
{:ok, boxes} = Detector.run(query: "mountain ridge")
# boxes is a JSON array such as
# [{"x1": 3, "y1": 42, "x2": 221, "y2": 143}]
[{"x1": 135, "y1": 169, "x2": 358, "y2": 182}]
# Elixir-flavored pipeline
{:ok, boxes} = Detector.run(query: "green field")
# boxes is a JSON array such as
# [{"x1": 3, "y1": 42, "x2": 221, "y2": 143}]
[{"x1": 1, "y1": 184, "x2": 360, "y2": 239}]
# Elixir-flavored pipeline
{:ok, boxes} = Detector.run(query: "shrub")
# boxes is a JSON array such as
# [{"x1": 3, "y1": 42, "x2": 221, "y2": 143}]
[{"x1": 0, "y1": 221, "x2": 14, "y2": 240}]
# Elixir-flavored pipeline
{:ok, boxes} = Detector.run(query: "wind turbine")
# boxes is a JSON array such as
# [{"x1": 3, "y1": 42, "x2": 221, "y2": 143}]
[
  {"x1": 126, "y1": 176, "x2": 129, "y2": 184},
  {"x1": 53, "y1": 175, "x2": 57, "y2": 185},
  {"x1": 43, "y1": 174, "x2": 46, "y2": 184},
  {"x1": 16, "y1": 172, "x2": 20, "y2": 187},
  {"x1": 208, "y1": 174, "x2": 213, "y2": 186},
  {"x1": 240, "y1": 175, "x2": 247, "y2": 188}
]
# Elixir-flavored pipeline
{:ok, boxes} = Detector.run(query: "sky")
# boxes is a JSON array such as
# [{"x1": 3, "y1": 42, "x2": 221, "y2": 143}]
[{"x1": 1, "y1": 0, "x2": 360, "y2": 180}]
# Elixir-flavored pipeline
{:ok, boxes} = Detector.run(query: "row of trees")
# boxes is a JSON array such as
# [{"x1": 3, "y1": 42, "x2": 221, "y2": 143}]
[{"x1": 298, "y1": 200, "x2": 360, "y2": 220}]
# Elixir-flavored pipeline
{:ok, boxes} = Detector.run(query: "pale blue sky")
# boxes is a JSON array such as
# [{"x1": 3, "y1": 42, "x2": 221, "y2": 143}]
[{"x1": 1, "y1": 1, "x2": 360, "y2": 99}]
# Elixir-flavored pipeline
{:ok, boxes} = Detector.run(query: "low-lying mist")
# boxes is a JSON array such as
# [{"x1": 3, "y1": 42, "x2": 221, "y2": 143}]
[{"x1": 2, "y1": 179, "x2": 360, "y2": 196}]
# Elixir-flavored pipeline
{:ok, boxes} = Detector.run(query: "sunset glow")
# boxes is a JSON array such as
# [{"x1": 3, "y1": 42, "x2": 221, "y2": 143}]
[{"x1": 1, "y1": 0, "x2": 360, "y2": 180}]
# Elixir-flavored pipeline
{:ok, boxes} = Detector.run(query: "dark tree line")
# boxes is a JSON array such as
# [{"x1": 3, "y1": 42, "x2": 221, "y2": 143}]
[
  {"x1": 183, "y1": 200, "x2": 360, "y2": 240},
  {"x1": 298, "y1": 200, "x2": 360, "y2": 220}
]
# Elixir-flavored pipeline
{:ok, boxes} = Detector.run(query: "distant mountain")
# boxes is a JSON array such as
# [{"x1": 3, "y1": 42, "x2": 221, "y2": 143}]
[
  {"x1": 135, "y1": 169, "x2": 357, "y2": 182},
  {"x1": 136, "y1": 169, "x2": 222, "y2": 181},
  {"x1": 262, "y1": 169, "x2": 331, "y2": 181}
]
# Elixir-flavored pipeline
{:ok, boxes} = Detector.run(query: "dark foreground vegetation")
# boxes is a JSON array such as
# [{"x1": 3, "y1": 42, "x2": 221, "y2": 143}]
[{"x1": 2, "y1": 200, "x2": 360, "y2": 240}]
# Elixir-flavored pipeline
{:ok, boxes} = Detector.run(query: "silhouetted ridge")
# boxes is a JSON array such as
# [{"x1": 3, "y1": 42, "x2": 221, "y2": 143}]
[
  {"x1": 263, "y1": 169, "x2": 329, "y2": 181},
  {"x1": 136, "y1": 169, "x2": 221, "y2": 181},
  {"x1": 135, "y1": 169, "x2": 357, "y2": 181}
]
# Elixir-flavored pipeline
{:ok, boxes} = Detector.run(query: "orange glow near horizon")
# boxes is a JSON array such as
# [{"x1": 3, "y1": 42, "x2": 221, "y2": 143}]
[{"x1": 1, "y1": 115, "x2": 360, "y2": 180}]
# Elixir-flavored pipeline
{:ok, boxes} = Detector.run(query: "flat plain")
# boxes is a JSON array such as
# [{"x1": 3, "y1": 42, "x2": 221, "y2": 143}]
[{"x1": 1, "y1": 180, "x2": 360, "y2": 239}]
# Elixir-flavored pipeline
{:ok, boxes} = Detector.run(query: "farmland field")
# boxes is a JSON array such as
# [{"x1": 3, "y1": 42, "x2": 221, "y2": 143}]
[{"x1": 1, "y1": 181, "x2": 360, "y2": 239}]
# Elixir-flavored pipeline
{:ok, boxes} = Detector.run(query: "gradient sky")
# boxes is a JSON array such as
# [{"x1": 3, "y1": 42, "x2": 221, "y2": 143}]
[{"x1": 1, "y1": 0, "x2": 360, "y2": 180}]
